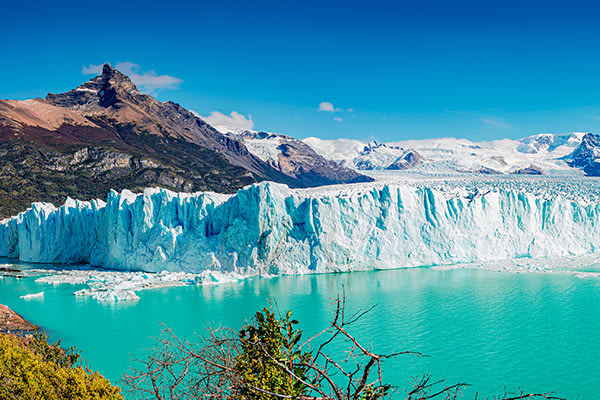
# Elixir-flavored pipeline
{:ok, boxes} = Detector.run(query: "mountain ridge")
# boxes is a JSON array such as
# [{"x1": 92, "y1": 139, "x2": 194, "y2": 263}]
[
  {"x1": 0, "y1": 64, "x2": 369, "y2": 218},
  {"x1": 303, "y1": 132, "x2": 600, "y2": 176},
  {"x1": 222, "y1": 129, "x2": 371, "y2": 187}
]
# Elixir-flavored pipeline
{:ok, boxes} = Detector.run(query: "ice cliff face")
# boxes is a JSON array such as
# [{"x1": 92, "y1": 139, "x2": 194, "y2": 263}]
[{"x1": 1, "y1": 182, "x2": 600, "y2": 275}]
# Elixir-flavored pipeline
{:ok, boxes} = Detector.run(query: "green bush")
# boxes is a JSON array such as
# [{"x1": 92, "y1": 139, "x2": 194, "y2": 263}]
[
  {"x1": 126, "y1": 298, "x2": 564, "y2": 400},
  {"x1": 236, "y1": 308, "x2": 313, "y2": 399},
  {"x1": 0, "y1": 332, "x2": 123, "y2": 400}
]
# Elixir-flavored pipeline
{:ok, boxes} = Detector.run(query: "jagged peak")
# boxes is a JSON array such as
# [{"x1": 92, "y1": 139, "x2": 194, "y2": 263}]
[
  {"x1": 97, "y1": 64, "x2": 137, "y2": 90},
  {"x1": 102, "y1": 63, "x2": 116, "y2": 76},
  {"x1": 45, "y1": 64, "x2": 141, "y2": 110},
  {"x1": 91, "y1": 63, "x2": 139, "y2": 93},
  {"x1": 582, "y1": 132, "x2": 597, "y2": 141}
]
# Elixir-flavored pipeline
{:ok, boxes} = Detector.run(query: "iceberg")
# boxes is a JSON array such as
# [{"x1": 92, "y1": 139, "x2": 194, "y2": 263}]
[
  {"x1": 31, "y1": 268, "x2": 244, "y2": 301},
  {"x1": 1, "y1": 181, "x2": 600, "y2": 277},
  {"x1": 20, "y1": 291, "x2": 44, "y2": 300}
]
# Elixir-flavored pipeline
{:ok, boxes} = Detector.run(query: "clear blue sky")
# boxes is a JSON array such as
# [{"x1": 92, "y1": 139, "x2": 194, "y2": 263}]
[{"x1": 2, "y1": 0, "x2": 600, "y2": 142}]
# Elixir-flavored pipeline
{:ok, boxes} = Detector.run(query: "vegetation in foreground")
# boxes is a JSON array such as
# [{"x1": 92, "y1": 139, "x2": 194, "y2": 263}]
[
  {"x1": 0, "y1": 331, "x2": 123, "y2": 400},
  {"x1": 124, "y1": 294, "x2": 564, "y2": 400}
]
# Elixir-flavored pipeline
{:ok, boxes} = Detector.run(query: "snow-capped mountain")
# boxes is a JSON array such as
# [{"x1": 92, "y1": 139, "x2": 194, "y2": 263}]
[
  {"x1": 567, "y1": 133, "x2": 600, "y2": 175},
  {"x1": 303, "y1": 132, "x2": 596, "y2": 175},
  {"x1": 205, "y1": 128, "x2": 372, "y2": 187},
  {"x1": 340, "y1": 141, "x2": 425, "y2": 171}
]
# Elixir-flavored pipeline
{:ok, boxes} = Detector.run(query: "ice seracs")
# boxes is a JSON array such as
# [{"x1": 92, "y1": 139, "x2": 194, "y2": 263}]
[{"x1": 2, "y1": 179, "x2": 600, "y2": 281}]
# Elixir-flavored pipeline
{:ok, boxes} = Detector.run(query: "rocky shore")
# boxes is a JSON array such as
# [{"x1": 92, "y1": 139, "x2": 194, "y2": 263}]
[{"x1": 0, "y1": 304, "x2": 36, "y2": 333}]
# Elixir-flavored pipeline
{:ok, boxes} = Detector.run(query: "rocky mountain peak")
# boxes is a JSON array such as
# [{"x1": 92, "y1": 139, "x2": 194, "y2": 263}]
[
  {"x1": 580, "y1": 132, "x2": 600, "y2": 147},
  {"x1": 101, "y1": 63, "x2": 117, "y2": 76},
  {"x1": 572, "y1": 133, "x2": 599, "y2": 159},
  {"x1": 567, "y1": 132, "x2": 600, "y2": 175},
  {"x1": 98, "y1": 63, "x2": 139, "y2": 93},
  {"x1": 45, "y1": 64, "x2": 140, "y2": 111}
]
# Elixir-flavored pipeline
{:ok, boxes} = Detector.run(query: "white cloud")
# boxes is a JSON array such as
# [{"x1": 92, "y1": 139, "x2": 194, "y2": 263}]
[
  {"x1": 318, "y1": 102, "x2": 341, "y2": 113},
  {"x1": 199, "y1": 111, "x2": 254, "y2": 133},
  {"x1": 480, "y1": 118, "x2": 512, "y2": 129},
  {"x1": 114, "y1": 62, "x2": 182, "y2": 92},
  {"x1": 82, "y1": 64, "x2": 104, "y2": 75},
  {"x1": 334, "y1": 116, "x2": 343, "y2": 122},
  {"x1": 82, "y1": 61, "x2": 183, "y2": 93}
]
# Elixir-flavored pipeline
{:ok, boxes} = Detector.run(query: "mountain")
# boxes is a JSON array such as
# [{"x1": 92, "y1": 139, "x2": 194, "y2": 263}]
[
  {"x1": 303, "y1": 133, "x2": 591, "y2": 176},
  {"x1": 386, "y1": 149, "x2": 425, "y2": 170},
  {"x1": 0, "y1": 64, "x2": 367, "y2": 218},
  {"x1": 347, "y1": 141, "x2": 425, "y2": 171},
  {"x1": 567, "y1": 133, "x2": 600, "y2": 175},
  {"x1": 221, "y1": 129, "x2": 372, "y2": 187}
]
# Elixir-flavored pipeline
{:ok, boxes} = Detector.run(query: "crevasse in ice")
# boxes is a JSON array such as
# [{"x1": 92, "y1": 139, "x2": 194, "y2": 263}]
[{"x1": 1, "y1": 181, "x2": 599, "y2": 275}]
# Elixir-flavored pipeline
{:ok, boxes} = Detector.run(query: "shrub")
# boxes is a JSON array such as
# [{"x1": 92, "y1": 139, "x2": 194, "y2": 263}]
[
  {"x1": 235, "y1": 308, "x2": 313, "y2": 399},
  {"x1": 0, "y1": 331, "x2": 123, "y2": 400}
]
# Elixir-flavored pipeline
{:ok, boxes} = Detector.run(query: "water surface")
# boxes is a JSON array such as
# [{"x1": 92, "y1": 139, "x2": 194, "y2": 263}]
[{"x1": 1, "y1": 264, "x2": 598, "y2": 399}]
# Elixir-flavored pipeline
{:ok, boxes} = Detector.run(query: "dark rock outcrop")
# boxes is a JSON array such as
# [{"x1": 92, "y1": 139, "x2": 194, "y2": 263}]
[
  {"x1": 472, "y1": 166, "x2": 502, "y2": 175},
  {"x1": 385, "y1": 150, "x2": 424, "y2": 170},
  {"x1": 512, "y1": 165, "x2": 543, "y2": 175}
]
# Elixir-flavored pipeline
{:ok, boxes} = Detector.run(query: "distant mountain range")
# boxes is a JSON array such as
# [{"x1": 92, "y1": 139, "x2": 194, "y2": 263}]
[
  {"x1": 303, "y1": 132, "x2": 600, "y2": 176},
  {"x1": 2, "y1": 63, "x2": 599, "y2": 219},
  {"x1": 0, "y1": 64, "x2": 369, "y2": 218}
]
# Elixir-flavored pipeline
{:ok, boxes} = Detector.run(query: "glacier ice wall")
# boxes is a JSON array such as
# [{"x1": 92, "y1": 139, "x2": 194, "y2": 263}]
[{"x1": 1, "y1": 182, "x2": 600, "y2": 275}]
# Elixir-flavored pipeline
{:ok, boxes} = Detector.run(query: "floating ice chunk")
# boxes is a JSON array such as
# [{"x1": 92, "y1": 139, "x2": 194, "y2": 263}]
[
  {"x1": 36, "y1": 273, "x2": 90, "y2": 285},
  {"x1": 20, "y1": 291, "x2": 44, "y2": 300},
  {"x1": 75, "y1": 288, "x2": 140, "y2": 302},
  {"x1": 31, "y1": 267, "x2": 248, "y2": 302}
]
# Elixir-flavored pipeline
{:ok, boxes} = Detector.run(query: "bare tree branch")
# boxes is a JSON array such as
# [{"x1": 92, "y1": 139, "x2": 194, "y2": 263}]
[{"x1": 124, "y1": 290, "x2": 565, "y2": 400}]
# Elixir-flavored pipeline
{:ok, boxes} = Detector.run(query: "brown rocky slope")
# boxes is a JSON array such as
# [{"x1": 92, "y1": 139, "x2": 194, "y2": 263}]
[{"x1": 0, "y1": 64, "x2": 370, "y2": 218}]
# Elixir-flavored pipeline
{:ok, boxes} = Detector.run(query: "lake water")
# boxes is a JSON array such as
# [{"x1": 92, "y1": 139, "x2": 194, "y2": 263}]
[{"x1": 1, "y1": 262, "x2": 599, "y2": 399}]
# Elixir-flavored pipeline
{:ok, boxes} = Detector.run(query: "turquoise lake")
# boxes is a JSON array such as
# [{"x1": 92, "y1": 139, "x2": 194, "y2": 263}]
[{"x1": 1, "y1": 262, "x2": 599, "y2": 399}]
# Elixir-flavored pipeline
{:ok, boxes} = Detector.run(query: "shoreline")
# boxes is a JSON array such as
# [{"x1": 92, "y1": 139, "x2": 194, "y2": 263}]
[{"x1": 0, "y1": 303, "x2": 36, "y2": 333}]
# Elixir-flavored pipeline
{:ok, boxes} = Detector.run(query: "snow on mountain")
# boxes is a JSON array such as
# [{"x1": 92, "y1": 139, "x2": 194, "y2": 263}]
[
  {"x1": 223, "y1": 129, "x2": 285, "y2": 163},
  {"x1": 303, "y1": 133, "x2": 588, "y2": 175},
  {"x1": 302, "y1": 137, "x2": 365, "y2": 162},
  {"x1": 567, "y1": 133, "x2": 600, "y2": 175},
  {"x1": 345, "y1": 141, "x2": 425, "y2": 171},
  {"x1": 2, "y1": 179, "x2": 600, "y2": 288},
  {"x1": 233, "y1": 133, "x2": 283, "y2": 164},
  {"x1": 517, "y1": 133, "x2": 583, "y2": 154},
  {"x1": 217, "y1": 129, "x2": 372, "y2": 187}
]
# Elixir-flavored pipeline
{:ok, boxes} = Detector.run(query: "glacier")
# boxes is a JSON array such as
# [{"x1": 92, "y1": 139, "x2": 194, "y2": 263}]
[{"x1": 2, "y1": 179, "x2": 600, "y2": 279}]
